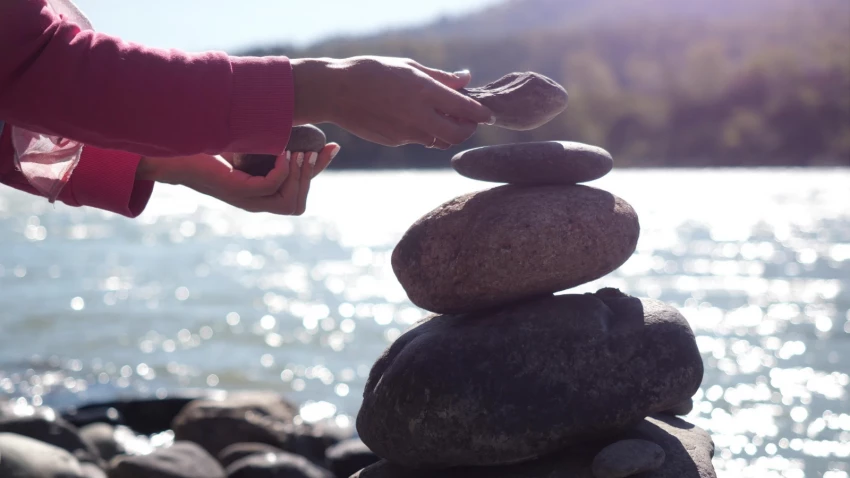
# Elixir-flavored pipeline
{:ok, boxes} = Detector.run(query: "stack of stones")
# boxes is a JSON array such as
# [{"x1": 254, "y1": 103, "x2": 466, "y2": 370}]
[{"x1": 352, "y1": 72, "x2": 717, "y2": 478}]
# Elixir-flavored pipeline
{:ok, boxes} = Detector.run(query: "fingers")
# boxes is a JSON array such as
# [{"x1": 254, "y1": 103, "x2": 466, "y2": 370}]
[
  {"x1": 312, "y1": 143, "x2": 341, "y2": 178},
  {"x1": 294, "y1": 152, "x2": 314, "y2": 215},
  {"x1": 232, "y1": 154, "x2": 291, "y2": 197},
  {"x1": 421, "y1": 111, "x2": 478, "y2": 145},
  {"x1": 274, "y1": 151, "x2": 301, "y2": 214},
  {"x1": 428, "y1": 86, "x2": 493, "y2": 125},
  {"x1": 408, "y1": 61, "x2": 472, "y2": 90}
]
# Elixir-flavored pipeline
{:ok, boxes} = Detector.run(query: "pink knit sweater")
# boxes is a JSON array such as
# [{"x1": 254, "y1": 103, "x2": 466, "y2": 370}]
[{"x1": 0, "y1": 0, "x2": 295, "y2": 217}]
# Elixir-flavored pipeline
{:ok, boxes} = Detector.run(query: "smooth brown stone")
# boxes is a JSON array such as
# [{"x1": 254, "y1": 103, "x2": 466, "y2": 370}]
[
  {"x1": 451, "y1": 141, "x2": 613, "y2": 185},
  {"x1": 462, "y1": 72, "x2": 568, "y2": 131},
  {"x1": 351, "y1": 415, "x2": 715, "y2": 478},
  {"x1": 391, "y1": 184, "x2": 639, "y2": 314},
  {"x1": 356, "y1": 291, "x2": 704, "y2": 467},
  {"x1": 232, "y1": 124, "x2": 326, "y2": 176}
]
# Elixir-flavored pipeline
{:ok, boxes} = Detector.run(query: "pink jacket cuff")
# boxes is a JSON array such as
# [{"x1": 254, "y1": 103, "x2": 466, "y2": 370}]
[
  {"x1": 228, "y1": 56, "x2": 295, "y2": 155},
  {"x1": 67, "y1": 146, "x2": 154, "y2": 218}
]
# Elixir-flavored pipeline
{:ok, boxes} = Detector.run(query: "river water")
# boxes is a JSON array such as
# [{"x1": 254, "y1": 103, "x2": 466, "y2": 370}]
[{"x1": 1, "y1": 168, "x2": 848, "y2": 478}]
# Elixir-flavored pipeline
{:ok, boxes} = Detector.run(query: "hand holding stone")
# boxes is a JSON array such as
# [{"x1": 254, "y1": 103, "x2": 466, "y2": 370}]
[
  {"x1": 462, "y1": 72, "x2": 568, "y2": 130},
  {"x1": 232, "y1": 124, "x2": 327, "y2": 177},
  {"x1": 291, "y1": 56, "x2": 493, "y2": 149}
]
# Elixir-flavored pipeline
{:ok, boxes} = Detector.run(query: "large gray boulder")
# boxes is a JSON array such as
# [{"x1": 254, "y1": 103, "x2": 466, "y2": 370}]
[
  {"x1": 357, "y1": 290, "x2": 703, "y2": 467},
  {"x1": 391, "y1": 185, "x2": 640, "y2": 314}
]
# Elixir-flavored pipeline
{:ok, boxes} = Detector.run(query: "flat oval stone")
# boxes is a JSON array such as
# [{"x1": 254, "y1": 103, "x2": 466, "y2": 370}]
[
  {"x1": 391, "y1": 185, "x2": 639, "y2": 314},
  {"x1": 352, "y1": 415, "x2": 715, "y2": 478},
  {"x1": 592, "y1": 439, "x2": 665, "y2": 478},
  {"x1": 232, "y1": 124, "x2": 326, "y2": 176},
  {"x1": 356, "y1": 290, "x2": 704, "y2": 468},
  {"x1": 451, "y1": 141, "x2": 613, "y2": 185},
  {"x1": 462, "y1": 72, "x2": 567, "y2": 130}
]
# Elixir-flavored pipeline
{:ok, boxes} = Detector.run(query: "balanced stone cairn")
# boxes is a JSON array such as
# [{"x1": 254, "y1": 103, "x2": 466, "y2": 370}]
[{"x1": 353, "y1": 72, "x2": 717, "y2": 478}]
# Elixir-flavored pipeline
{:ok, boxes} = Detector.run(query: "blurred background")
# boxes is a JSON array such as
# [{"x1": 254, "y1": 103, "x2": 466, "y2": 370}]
[{"x1": 1, "y1": 1, "x2": 849, "y2": 477}]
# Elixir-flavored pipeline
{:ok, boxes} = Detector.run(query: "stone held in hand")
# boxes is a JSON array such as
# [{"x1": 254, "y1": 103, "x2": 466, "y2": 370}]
[
  {"x1": 108, "y1": 441, "x2": 225, "y2": 478},
  {"x1": 356, "y1": 290, "x2": 704, "y2": 468},
  {"x1": 451, "y1": 141, "x2": 613, "y2": 185},
  {"x1": 352, "y1": 415, "x2": 715, "y2": 478},
  {"x1": 232, "y1": 124, "x2": 327, "y2": 176},
  {"x1": 391, "y1": 184, "x2": 640, "y2": 314},
  {"x1": 462, "y1": 72, "x2": 568, "y2": 131},
  {"x1": 0, "y1": 432, "x2": 86, "y2": 477},
  {"x1": 591, "y1": 439, "x2": 665, "y2": 478}
]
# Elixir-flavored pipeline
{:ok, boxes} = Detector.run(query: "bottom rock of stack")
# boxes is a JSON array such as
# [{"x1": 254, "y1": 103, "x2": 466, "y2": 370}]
[
  {"x1": 352, "y1": 414, "x2": 715, "y2": 478},
  {"x1": 356, "y1": 289, "x2": 704, "y2": 468}
]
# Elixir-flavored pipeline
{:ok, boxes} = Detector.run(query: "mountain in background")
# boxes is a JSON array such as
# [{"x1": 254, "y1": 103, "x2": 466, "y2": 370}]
[{"x1": 242, "y1": 0, "x2": 850, "y2": 169}]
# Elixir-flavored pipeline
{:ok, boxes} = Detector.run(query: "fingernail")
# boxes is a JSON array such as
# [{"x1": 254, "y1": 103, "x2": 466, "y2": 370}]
[
  {"x1": 285, "y1": 151, "x2": 291, "y2": 162},
  {"x1": 453, "y1": 69, "x2": 470, "y2": 78},
  {"x1": 486, "y1": 114, "x2": 497, "y2": 125},
  {"x1": 308, "y1": 152, "x2": 318, "y2": 166},
  {"x1": 329, "y1": 144, "x2": 341, "y2": 160},
  {"x1": 295, "y1": 152, "x2": 304, "y2": 167}
]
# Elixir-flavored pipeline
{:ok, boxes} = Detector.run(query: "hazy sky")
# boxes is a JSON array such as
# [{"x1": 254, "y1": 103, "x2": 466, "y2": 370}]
[{"x1": 74, "y1": 0, "x2": 503, "y2": 53}]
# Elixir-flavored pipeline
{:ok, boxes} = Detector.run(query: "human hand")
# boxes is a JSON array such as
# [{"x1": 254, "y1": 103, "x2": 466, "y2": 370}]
[
  {"x1": 137, "y1": 143, "x2": 339, "y2": 215},
  {"x1": 292, "y1": 56, "x2": 494, "y2": 149}
]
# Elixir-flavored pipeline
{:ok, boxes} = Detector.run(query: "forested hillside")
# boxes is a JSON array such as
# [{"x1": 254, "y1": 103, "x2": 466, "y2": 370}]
[{"x1": 242, "y1": 0, "x2": 850, "y2": 169}]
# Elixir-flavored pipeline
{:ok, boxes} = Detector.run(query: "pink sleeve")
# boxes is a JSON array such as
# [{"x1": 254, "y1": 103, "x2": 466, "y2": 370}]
[
  {"x1": 0, "y1": 0, "x2": 294, "y2": 157},
  {"x1": 0, "y1": 126, "x2": 154, "y2": 218}
]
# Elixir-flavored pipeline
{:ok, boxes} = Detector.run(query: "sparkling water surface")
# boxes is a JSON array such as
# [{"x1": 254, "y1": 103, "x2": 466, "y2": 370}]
[{"x1": 1, "y1": 168, "x2": 848, "y2": 478}]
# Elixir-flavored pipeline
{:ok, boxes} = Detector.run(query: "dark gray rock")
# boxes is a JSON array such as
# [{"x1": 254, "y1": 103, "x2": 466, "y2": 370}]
[
  {"x1": 61, "y1": 391, "x2": 217, "y2": 435},
  {"x1": 591, "y1": 439, "x2": 665, "y2": 478},
  {"x1": 0, "y1": 432, "x2": 86, "y2": 477},
  {"x1": 293, "y1": 419, "x2": 354, "y2": 465},
  {"x1": 81, "y1": 462, "x2": 108, "y2": 478},
  {"x1": 233, "y1": 125, "x2": 326, "y2": 176},
  {"x1": 171, "y1": 391, "x2": 298, "y2": 457},
  {"x1": 451, "y1": 141, "x2": 613, "y2": 185},
  {"x1": 357, "y1": 290, "x2": 704, "y2": 467},
  {"x1": 462, "y1": 72, "x2": 568, "y2": 130},
  {"x1": 108, "y1": 441, "x2": 225, "y2": 478},
  {"x1": 352, "y1": 415, "x2": 715, "y2": 478},
  {"x1": 660, "y1": 399, "x2": 694, "y2": 416},
  {"x1": 0, "y1": 411, "x2": 101, "y2": 465},
  {"x1": 324, "y1": 438, "x2": 379, "y2": 478},
  {"x1": 226, "y1": 451, "x2": 333, "y2": 478},
  {"x1": 80, "y1": 423, "x2": 124, "y2": 462},
  {"x1": 391, "y1": 185, "x2": 640, "y2": 314},
  {"x1": 218, "y1": 443, "x2": 288, "y2": 469}
]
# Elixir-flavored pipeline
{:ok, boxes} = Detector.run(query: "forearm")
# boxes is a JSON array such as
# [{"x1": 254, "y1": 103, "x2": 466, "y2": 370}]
[{"x1": 0, "y1": 0, "x2": 294, "y2": 157}]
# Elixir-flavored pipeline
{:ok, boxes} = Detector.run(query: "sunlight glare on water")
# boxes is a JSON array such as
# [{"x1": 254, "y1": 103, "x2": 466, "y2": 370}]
[{"x1": 0, "y1": 168, "x2": 848, "y2": 477}]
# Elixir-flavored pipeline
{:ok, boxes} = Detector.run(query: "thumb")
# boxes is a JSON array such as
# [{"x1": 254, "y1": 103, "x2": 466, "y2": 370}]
[{"x1": 410, "y1": 62, "x2": 472, "y2": 90}]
